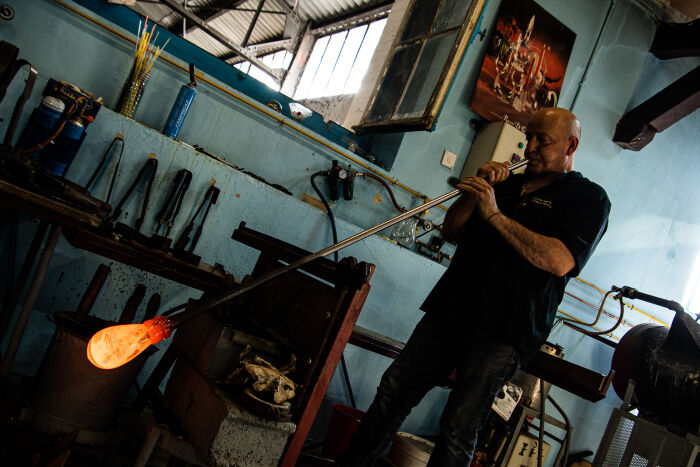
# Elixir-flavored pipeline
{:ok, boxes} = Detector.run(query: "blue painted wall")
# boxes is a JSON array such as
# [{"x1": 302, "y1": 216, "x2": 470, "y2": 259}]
[{"x1": 1, "y1": 0, "x2": 699, "y2": 463}]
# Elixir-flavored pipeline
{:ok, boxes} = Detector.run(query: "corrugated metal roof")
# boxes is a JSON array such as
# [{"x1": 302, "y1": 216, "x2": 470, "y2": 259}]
[{"x1": 130, "y1": 0, "x2": 391, "y2": 62}]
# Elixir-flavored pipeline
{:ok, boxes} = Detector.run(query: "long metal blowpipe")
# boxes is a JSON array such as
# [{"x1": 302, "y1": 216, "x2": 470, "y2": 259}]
[
  {"x1": 86, "y1": 159, "x2": 527, "y2": 369},
  {"x1": 169, "y1": 158, "x2": 529, "y2": 327}
]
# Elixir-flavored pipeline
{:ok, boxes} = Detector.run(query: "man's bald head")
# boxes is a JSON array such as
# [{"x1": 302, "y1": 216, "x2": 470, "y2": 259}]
[
  {"x1": 532, "y1": 107, "x2": 581, "y2": 141},
  {"x1": 524, "y1": 108, "x2": 582, "y2": 176}
]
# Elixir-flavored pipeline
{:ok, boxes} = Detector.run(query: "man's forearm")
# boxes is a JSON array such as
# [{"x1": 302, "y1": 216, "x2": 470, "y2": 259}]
[
  {"x1": 488, "y1": 213, "x2": 575, "y2": 276},
  {"x1": 442, "y1": 194, "x2": 477, "y2": 243}
]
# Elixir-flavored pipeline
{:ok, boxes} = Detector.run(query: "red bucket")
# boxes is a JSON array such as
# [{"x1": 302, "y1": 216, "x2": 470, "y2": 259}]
[{"x1": 322, "y1": 403, "x2": 365, "y2": 458}]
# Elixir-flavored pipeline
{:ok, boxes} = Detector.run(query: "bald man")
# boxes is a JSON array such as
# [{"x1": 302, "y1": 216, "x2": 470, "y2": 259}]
[{"x1": 338, "y1": 108, "x2": 610, "y2": 466}]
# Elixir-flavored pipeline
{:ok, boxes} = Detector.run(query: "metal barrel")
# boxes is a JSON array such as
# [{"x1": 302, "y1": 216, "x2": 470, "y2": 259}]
[{"x1": 33, "y1": 312, "x2": 154, "y2": 444}]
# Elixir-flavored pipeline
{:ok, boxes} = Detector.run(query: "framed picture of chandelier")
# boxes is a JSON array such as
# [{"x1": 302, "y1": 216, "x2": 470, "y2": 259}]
[{"x1": 470, "y1": 0, "x2": 576, "y2": 130}]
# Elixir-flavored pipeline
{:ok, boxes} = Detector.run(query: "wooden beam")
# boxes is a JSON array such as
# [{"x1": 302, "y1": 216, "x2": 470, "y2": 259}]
[
  {"x1": 650, "y1": 19, "x2": 700, "y2": 59},
  {"x1": 613, "y1": 65, "x2": 700, "y2": 150}
]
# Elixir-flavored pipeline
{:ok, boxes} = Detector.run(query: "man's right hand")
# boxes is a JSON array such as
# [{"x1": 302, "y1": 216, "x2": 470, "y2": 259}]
[{"x1": 476, "y1": 161, "x2": 510, "y2": 186}]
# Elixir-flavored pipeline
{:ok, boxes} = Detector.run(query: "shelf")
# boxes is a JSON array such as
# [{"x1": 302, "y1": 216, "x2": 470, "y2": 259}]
[{"x1": 63, "y1": 227, "x2": 236, "y2": 292}]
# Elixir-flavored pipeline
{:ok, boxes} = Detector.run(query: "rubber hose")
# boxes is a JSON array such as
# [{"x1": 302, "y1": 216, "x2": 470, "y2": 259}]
[
  {"x1": 364, "y1": 172, "x2": 406, "y2": 213},
  {"x1": 547, "y1": 394, "x2": 571, "y2": 467},
  {"x1": 310, "y1": 171, "x2": 356, "y2": 408}
]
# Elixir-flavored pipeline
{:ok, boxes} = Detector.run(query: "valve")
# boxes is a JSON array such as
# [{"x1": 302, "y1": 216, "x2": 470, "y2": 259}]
[
  {"x1": 328, "y1": 160, "x2": 342, "y2": 201},
  {"x1": 343, "y1": 165, "x2": 357, "y2": 201}
]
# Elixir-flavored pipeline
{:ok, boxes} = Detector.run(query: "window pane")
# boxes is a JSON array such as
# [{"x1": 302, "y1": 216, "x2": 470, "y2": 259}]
[
  {"x1": 282, "y1": 50, "x2": 293, "y2": 69},
  {"x1": 235, "y1": 61, "x2": 251, "y2": 74},
  {"x1": 248, "y1": 63, "x2": 280, "y2": 90},
  {"x1": 365, "y1": 42, "x2": 422, "y2": 123},
  {"x1": 344, "y1": 19, "x2": 387, "y2": 94},
  {"x1": 325, "y1": 25, "x2": 367, "y2": 96},
  {"x1": 294, "y1": 35, "x2": 330, "y2": 99},
  {"x1": 401, "y1": 0, "x2": 441, "y2": 42},
  {"x1": 307, "y1": 30, "x2": 348, "y2": 98},
  {"x1": 432, "y1": 0, "x2": 472, "y2": 34},
  {"x1": 396, "y1": 31, "x2": 458, "y2": 119}
]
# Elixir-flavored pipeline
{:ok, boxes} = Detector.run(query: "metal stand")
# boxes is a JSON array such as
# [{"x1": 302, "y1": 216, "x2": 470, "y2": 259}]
[
  {"x1": 593, "y1": 380, "x2": 700, "y2": 467},
  {"x1": 495, "y1": 404, "x2": 569, "y2": 467}
]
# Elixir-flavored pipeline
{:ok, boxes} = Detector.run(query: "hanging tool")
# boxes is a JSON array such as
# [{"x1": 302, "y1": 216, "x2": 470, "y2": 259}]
[
  {"x1": 173, "y1": 184, "x2": 219, "y2": 264},
  {"x1": 150, "y1": 168, "x2": 192, "y2": 249},
  {"x1": 143, "y1": 293, "x2": 161, "y2": 321},
  {"x1": 0, "y1": 40, "x2": 37, "y2": 146},
  {"x1": 118, "y1": 284, "x2": 147, "y2": 324},
  {"x1": 106, "y1": 156, "x2": 158, "y2": 239},
  {"x1": 188, "y1": 185, "x2": 219, "y2": 252},
  {"x1": 174, "y1": 184, "x2": 214, "y2": 251},
  {"x1": 76, "y1": 264, "x2": 111, "y2": 317},
  {"x1": 85, "y1": 134, "x2": 124, "y2": 204}
]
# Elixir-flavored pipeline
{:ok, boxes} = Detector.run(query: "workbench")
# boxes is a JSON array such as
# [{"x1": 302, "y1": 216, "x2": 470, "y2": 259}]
[{"x1": 0, "y1": 176, "x2": 235, "y2": 376}]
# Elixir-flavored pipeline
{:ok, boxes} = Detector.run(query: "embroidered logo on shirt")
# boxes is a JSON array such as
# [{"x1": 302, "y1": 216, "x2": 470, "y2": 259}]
[{"x1": 531, "y1": 197, "x2": 552, "y2": 208}]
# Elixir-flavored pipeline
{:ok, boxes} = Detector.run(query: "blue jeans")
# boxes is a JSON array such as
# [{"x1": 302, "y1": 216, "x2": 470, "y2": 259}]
[{"x1": 337, "y1": 313, "x2": 520, "y2": 466}]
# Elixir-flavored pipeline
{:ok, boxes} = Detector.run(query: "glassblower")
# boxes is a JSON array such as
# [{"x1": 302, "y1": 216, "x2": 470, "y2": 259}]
[{"x1": 87, "y1": 159, "x2": 529, "y2": 369}]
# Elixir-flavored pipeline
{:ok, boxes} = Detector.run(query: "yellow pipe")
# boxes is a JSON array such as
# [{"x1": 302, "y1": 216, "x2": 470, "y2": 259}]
[
  {"x1": 574, "y1": 277, "x2": 670, "y2": 327},
  {"x1": 50, "y1": 0, "x2": 448, "y2": 212},
  {"x1": 556, "y1": 309, "x2": 621, "y2": 341}
]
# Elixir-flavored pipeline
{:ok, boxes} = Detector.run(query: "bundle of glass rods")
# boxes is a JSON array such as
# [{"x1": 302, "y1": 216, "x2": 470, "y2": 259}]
[{"x1": 118, "y1": 18, "x2": 169, "y2": 117}]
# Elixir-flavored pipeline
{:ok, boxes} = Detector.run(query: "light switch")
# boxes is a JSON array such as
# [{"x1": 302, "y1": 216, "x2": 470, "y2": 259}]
[{"x1": 441, "y1": 149, "x2": 457, "y2": 169}]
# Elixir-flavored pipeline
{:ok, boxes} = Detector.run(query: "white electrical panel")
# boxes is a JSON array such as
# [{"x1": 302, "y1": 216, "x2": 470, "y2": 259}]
[{"x1": 460, "y1": 121, "x2": 527, "y2": 178}]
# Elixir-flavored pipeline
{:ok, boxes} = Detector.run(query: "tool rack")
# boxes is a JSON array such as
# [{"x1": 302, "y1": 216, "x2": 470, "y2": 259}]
[
  {"x1": 0, "y1": 176, "x2": 236, "y2": 377},
  {"x1": 0, "y1": 178, "x2": 235, "y2": 291}
]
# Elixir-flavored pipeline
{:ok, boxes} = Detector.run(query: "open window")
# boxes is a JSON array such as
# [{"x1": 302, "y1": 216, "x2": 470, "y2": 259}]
[{"x1": 353, "y1": 0, "x2": 487, "y2": 134}]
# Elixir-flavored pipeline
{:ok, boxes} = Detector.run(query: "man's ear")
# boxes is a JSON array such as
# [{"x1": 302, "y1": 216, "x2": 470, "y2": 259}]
[{"x1": 567, "y1": 136, "x2": 579, "y2": 155}]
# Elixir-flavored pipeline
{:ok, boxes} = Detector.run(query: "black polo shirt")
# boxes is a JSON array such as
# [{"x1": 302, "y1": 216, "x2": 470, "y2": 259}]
[{"x1": 421, "y1": 171, "x2": 610, "y2": 359}]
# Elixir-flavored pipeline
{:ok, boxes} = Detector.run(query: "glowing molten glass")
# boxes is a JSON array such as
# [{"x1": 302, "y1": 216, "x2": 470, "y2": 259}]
[{"x1": 87, "y1": 316, "x2": 173, "y2": 369}]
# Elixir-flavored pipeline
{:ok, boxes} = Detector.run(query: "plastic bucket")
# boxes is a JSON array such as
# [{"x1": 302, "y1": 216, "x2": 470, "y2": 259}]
[
  {"x1": 322, "y1": 403, "x2": 365, "y2": 458},
  {"x1": 389, "y1": 432, "x2": 435, "y2": 467}
]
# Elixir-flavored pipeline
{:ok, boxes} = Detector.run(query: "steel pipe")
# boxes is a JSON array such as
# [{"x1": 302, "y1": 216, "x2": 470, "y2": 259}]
[{"x1": 168, "y1": 159, "x2": 528, "y2": 328}]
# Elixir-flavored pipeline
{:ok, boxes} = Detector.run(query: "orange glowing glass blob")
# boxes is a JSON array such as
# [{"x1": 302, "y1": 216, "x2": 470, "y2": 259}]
[
  {"x1": 87, "y1": 324, "x2": 151, "y2": 369},
  {"x1": 87, "y1": 316, "x2": 173, "y2": 370}
]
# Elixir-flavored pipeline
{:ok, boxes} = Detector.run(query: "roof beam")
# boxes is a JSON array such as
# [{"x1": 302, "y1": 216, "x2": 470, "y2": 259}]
[
  {"x1": 183, "y1": 0, "x2": 302, "y2": 38},
  {"x1": 170, "y1": 0, "x2": 248, "y2": 34},
  {"x1": 311, "y1": 1, "x2": 392, "y2": 36},
  {"x1": 613, "y1": 65, "x2": 700, "y2": 150},
  {"x1": 159, "y1": 0, "x2": 283, "y2": 81},
  {"x1": 241, "y1": 0, "x2": 266, "y2": 48},
  {"x1": 650, "y1": 19, "x2": 700, "y2": 59}
]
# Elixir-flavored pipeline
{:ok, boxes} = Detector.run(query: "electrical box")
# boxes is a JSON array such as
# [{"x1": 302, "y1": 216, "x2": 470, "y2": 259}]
[{"x1": 460, "y1": 121, "x2": 527, "y2": 178}]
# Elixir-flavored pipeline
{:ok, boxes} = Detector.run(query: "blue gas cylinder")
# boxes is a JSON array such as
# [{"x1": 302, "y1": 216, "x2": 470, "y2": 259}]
[
  {"x1": 40, "y1": 118, "x2": 86, "y2": 176},
  {"x1": 18, "y1": 96, "x2": 65, "y2": 156},
  {"x1": 162, "y1": 83, "x2": 197, "y2": 139}
]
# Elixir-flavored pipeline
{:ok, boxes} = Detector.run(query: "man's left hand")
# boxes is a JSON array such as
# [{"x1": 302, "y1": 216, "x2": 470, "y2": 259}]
[{"x1": 456, "y1": 177, "x2": 499, "y2": 220}]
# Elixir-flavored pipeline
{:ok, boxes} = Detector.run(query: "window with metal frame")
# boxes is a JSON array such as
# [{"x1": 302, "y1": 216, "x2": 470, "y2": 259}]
[
  {"x1": 233, "y1": 49, "x2": 294, "y2": 91},
  {"x1": 293, "y1": 18, "x2": 388, "y2": 100},
  {"x1": 354, "y1": 0, "x2": 487, "y2": 134}
]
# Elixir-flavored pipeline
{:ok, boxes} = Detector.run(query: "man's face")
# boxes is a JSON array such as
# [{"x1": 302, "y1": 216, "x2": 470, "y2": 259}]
[{"x1": 524, "y1": 112, "x2": 574, "y2": 177}]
